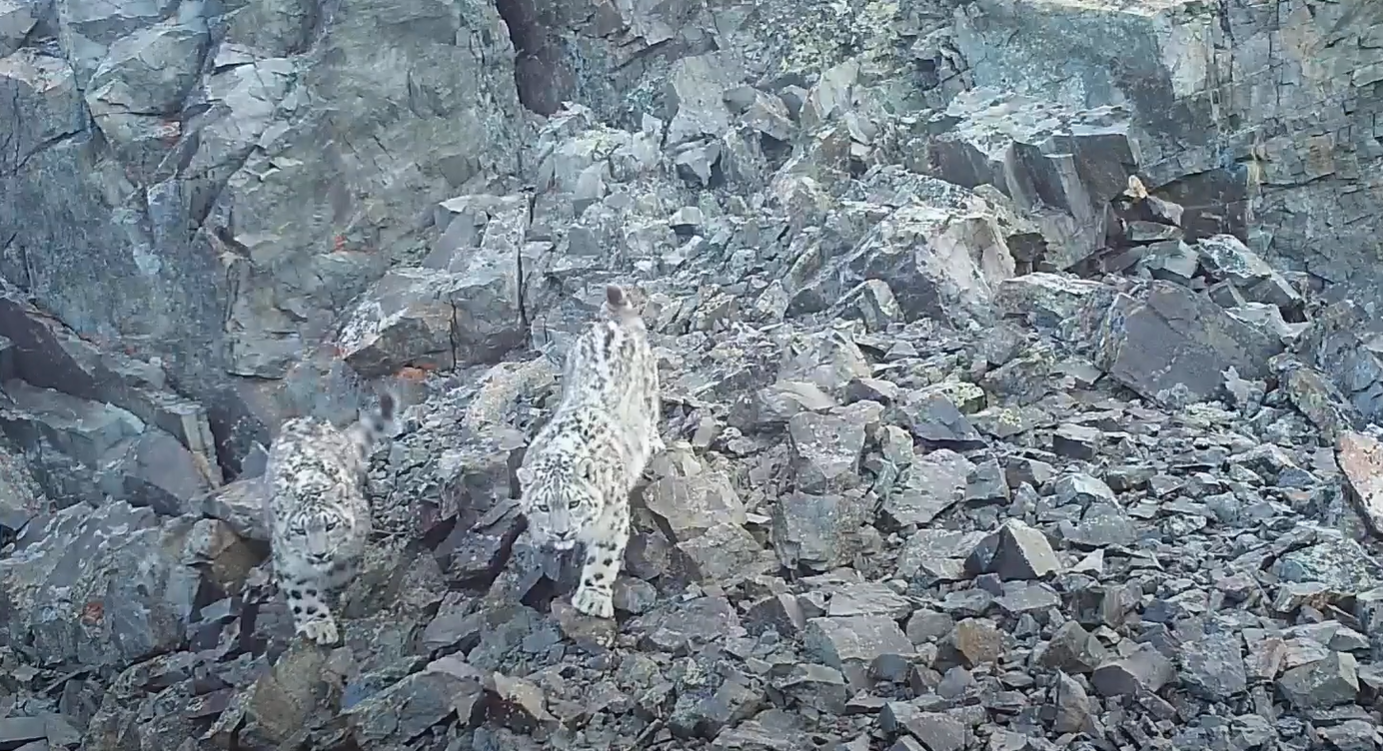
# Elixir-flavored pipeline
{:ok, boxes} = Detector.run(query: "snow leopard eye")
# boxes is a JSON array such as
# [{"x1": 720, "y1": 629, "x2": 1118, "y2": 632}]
[{"x1": 325, "y1": 517, "x2": 339, "y2": 531}]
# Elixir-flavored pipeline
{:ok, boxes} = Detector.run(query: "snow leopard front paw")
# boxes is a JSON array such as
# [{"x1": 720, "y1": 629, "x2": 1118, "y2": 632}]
[
  {"x1": 572, "y1": 584, "x2": 615, "y2": 619},
  {"x1": 300, "y1": 615, "x2": 340, "y2": 646}
]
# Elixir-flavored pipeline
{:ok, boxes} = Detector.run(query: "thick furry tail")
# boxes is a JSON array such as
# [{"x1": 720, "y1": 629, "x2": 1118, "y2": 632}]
[{"x1": 349, "y1": 389, "x2": 399, "y2": 460}]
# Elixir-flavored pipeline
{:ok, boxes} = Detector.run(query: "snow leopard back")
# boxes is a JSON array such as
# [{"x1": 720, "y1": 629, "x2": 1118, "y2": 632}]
[{"x1": 557, "y1": 284, "x2": 662, "y2": 475}]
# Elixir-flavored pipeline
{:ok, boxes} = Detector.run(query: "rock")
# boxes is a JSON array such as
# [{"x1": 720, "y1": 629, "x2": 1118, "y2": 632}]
[
  {"x1": 895, "y1": 391, "x2": 987, "y2": 450},
  {"x1": 1088, "y1": 280, "x2": 1284, "y2": 406},
  {"x1": 994, "y1": 273, "x2": 1115, "y2": 339},
  {"x1": 1196, "y1": 234, "x2": 1301, "y2": 309},
  {"x1": 973, "y1": 519, "x2": 1062, "y2": 581},
  {"x1": 1090, "y1": 645, "x2": 1176, "y2": 697},
  {"x1": 346, "y1": 658, "x2": 486, "y2": 743},
  {"x1": 665, "y1": 53, "x2": 740, "y2": 148},
  {"x1": 1180, "y1": 630, "x2": 1248, "y2": 700},
  {"x1": 787, "y1": 411, "x2": 867, "y2": 492},
  {"x1": 925, "y1": 89, "x2": 1135, "y2": 270},
  {"x1": 0, "y1": 442, "x2": 43, "y2": 540},
  {"x1": 0, "y1": 717, "x2": 47, "y2": 750},
  {"x1": 1036, "y1": 621, "x2": 1109, "y2": 675},
  {"x1": 0, "y1": 0, "x2": 37, "y2": 57},
  {"x1": 1277, "y1": 652, "x2": 1360, "y2": 710},
  {"x1": 1051, "y1": 671, "x2": 1091, "y2": 734},
  {"x1": 948, "y1": 618, "x2": 1005, "y2": 667},
  {"x1": 1294, "y1": 300, "x2": 1383, "y2": 425},
  {"x1": 0, "y1": 501, "x2": 205, "y2": 669},
  {"x1": 484, "y1": 672, "x2": 558, "y2": 736},
  {"x1": 336, "y1": 195, "x2": 530, "y2": 377},
  {"x1": 778, "y1": 664, "x2": 848, "y2": 715},
  {"x1": 771, "y1": 490, "x2": 875, "y2": 573},
  {"x1": 1339, "y1": 431, "x2": 1383, "y2": 538},
  {"x1": 643, "y1": 467, "x2": 747, "y2": 542},
  {"x1": 882, "y1": 449, "x2": 972, "y2": 527},
  {"x1": 803, "y1": 615, "x2": 914, "y2": 687}
]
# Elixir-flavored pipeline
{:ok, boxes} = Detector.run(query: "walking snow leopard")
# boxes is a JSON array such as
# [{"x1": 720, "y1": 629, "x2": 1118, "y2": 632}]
[
  {"x1": 517, "y1": 283, "x2": 664, "y2": 618},
  {"x1": 265, "y1": 391, "x2": 398, "y2": 645}
]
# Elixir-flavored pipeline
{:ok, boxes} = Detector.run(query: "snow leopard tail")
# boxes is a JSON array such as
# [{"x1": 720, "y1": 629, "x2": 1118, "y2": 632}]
[{"x1": 349, "y1": 389, "x2": 399, "y2": 461}]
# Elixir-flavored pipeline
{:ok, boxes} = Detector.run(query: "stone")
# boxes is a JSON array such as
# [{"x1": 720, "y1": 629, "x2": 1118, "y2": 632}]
[
  {"x1": 1035, "y1": 621, "x2": 1109, "y2": 675},
  {"x1": 1339, "y1": 431, "x2": 1383, "y2": 538},
  {"x1": 643, "y1": 468, "x2": 747, "y2": 542},
  {"x1": 1090, "y1": 645, "x2": 1176, "y2": 697},
  {"x1": 337, "y1": 195, "x2": 530, "y2": 377},
  {"x1": 484, "y1": 672, "x2": 558, "y2": 735},
  {"x1": 984, "y1": 519, "x2": 1062, "y2": 581},
  {"x1": 1196, "y1": 234, "x2": 1302, "y2": 309},
  {"x1": 882, "y1": 449, "x2": 972, "y2": 527},
  {"x1": 1180, "y1": 630, "x2": 1248, "y2": 700},
  {"x1": 787, "y1": 411, "x2": 867, "y2": 492},
  {"x1": 948, "y1": 618, "x2": 1005, "y2": 667},
  {"x1": 1088, "y1": 280, "x2": 1284, "y2": 406},
  {"x1": 803, "y1": 615, "x2": 914, "y2": 686},
  {"x1": 1051, "y1": 671, "x2": 1091, "y2": 734},
  {"x1": 771, "y1": 491, "x2": 875, "y2": 573},
  {"x1": 1277, "y1": 652, "x2": 1360, "y2": 710},
  {"x1": 0, "y1": 501, "x2": 203, "y2": 669}
]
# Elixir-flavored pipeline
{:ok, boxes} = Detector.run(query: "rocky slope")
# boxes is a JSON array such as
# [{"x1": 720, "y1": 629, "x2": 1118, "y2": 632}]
[{"x1": 4, "y1": 0, "x2": 1383, "y2": 749}]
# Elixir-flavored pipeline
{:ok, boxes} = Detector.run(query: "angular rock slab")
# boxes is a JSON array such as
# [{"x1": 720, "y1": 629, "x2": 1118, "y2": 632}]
[
  {"x1": 1339, "y1": 431, "x2": 1383, "y2": 539},
  {"x1": 1088, "y1": 280, "x2": 1283, "y2": 405},
  {"x1": 0, "y1": 501, "x2": 203, "y2": 668},
  {"x1": 926, "y1": 88, "x2": 1139, "y2": 269},
  {"x1": 338, "y1": 195, "x2": 531, "y2": 377}
]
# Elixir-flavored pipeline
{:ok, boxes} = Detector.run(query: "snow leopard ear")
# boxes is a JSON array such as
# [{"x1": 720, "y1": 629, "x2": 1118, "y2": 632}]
[
  {"x1": 576, "y1": 457, "x2": 595, "y2": 482},
  {"x1": 516, "y1": 466, "x2": 534, "y2": 488}
]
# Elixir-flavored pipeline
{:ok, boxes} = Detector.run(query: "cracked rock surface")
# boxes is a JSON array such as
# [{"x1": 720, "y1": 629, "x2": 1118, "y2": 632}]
[{"x1": 5, "y1": 0, "x2": 1383, "y2": 749}]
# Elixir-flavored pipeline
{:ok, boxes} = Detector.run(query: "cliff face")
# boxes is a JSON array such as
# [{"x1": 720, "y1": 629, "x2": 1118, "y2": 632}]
[{"x1": 2, "y1": 0, "x2": 1383, "y2": 749}]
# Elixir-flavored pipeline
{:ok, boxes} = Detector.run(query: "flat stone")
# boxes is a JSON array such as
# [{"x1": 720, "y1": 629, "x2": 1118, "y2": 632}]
[
  {"x1": 1090, "y1": 645, "x2": 1176, "y2": 697},
  {"x1": 1087, "y1": 280, "x2": 1284, "y2": 406},
  {"x1": 1277, "y1": 652, "x2": 1360, "y2": 709}
]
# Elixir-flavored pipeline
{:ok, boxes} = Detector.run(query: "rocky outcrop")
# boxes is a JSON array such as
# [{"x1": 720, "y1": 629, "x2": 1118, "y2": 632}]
[{"x1": 4, "y1": 0, "x2": 1383, "y2": 750}]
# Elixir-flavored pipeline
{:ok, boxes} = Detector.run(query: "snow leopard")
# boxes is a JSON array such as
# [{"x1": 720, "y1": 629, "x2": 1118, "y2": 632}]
[
  {"x1": 264, "y1": 391, "x2": 398, "y2": 645},
  {"x1": 517, "y1": 283, "x2": 664, "y2": 618}
]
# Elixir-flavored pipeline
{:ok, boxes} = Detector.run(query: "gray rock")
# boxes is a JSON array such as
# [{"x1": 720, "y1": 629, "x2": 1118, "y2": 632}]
[
  {"x1": 644, "y1": 467, "x2": 747, "y2": 542},
  {"x1": 778, "y1": 664, "x2": 849, "y2": 715},
  {"x1": 1051, "y1": 671, "x2": 1091, "y2": 734},
  {"x1": 882, "y1": 448, "x2": 972, "y2": 527},
  {"x1": 1180, "y1": 630, "x2": 1248, "y2": 700},
  {"x1": 1090, "y1": 645, "x2": 1177, "y2": 697},
  {"x1": 1036, "y1": 621, "x2": 1109, "y2": 675},
  {"x1": 1277, "y1": 652, "x2": 1360, "y2": 709},
  {"x1": 803, "y1": 615, "x2": 914, "y2": 687},
  {"x1": 1196, "y1": 234, "x2": 1301, "y2": 309},
  {"x1": 771, "y1": 490, "x2": 874, "y2": 573},
  {"x1": 880, "y1": 703, "x2": 967, "y2": 751},
  {"x1": 978, "y1": 519, "x2": 1062, "y2": 580},
  {"x1": 1088, "y1": 280, "x2": 1284, "y2": 406},
  {"x1": 0, "y1": 501, "x2": 205, "y2": 668},
  {"x1": 787, "y1": 411, "x2": 867, "y2": 492},
  {"x1": 337, "y1": 195, "x2": 530, "y2": 377},
  {"x1": 346, "y1": 658, "x2": 486, "y2": 743}
]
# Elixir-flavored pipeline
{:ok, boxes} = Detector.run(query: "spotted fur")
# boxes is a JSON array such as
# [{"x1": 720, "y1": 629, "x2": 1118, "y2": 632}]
[
  {"x1": 518, "y1": 283, "x2": 663, "y2": 618},
  {"x1": 264, "y1": 391, "x2": 397, "y2": 645}
]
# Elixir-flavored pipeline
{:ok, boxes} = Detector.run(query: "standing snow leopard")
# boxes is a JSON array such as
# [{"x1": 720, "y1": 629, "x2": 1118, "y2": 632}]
[
  {"x1": 264, "y1": 391, "x2": 398, "y2": 645},
  {"x1": 517, "y1": 283, "x2": 664, "y2": 618}
]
